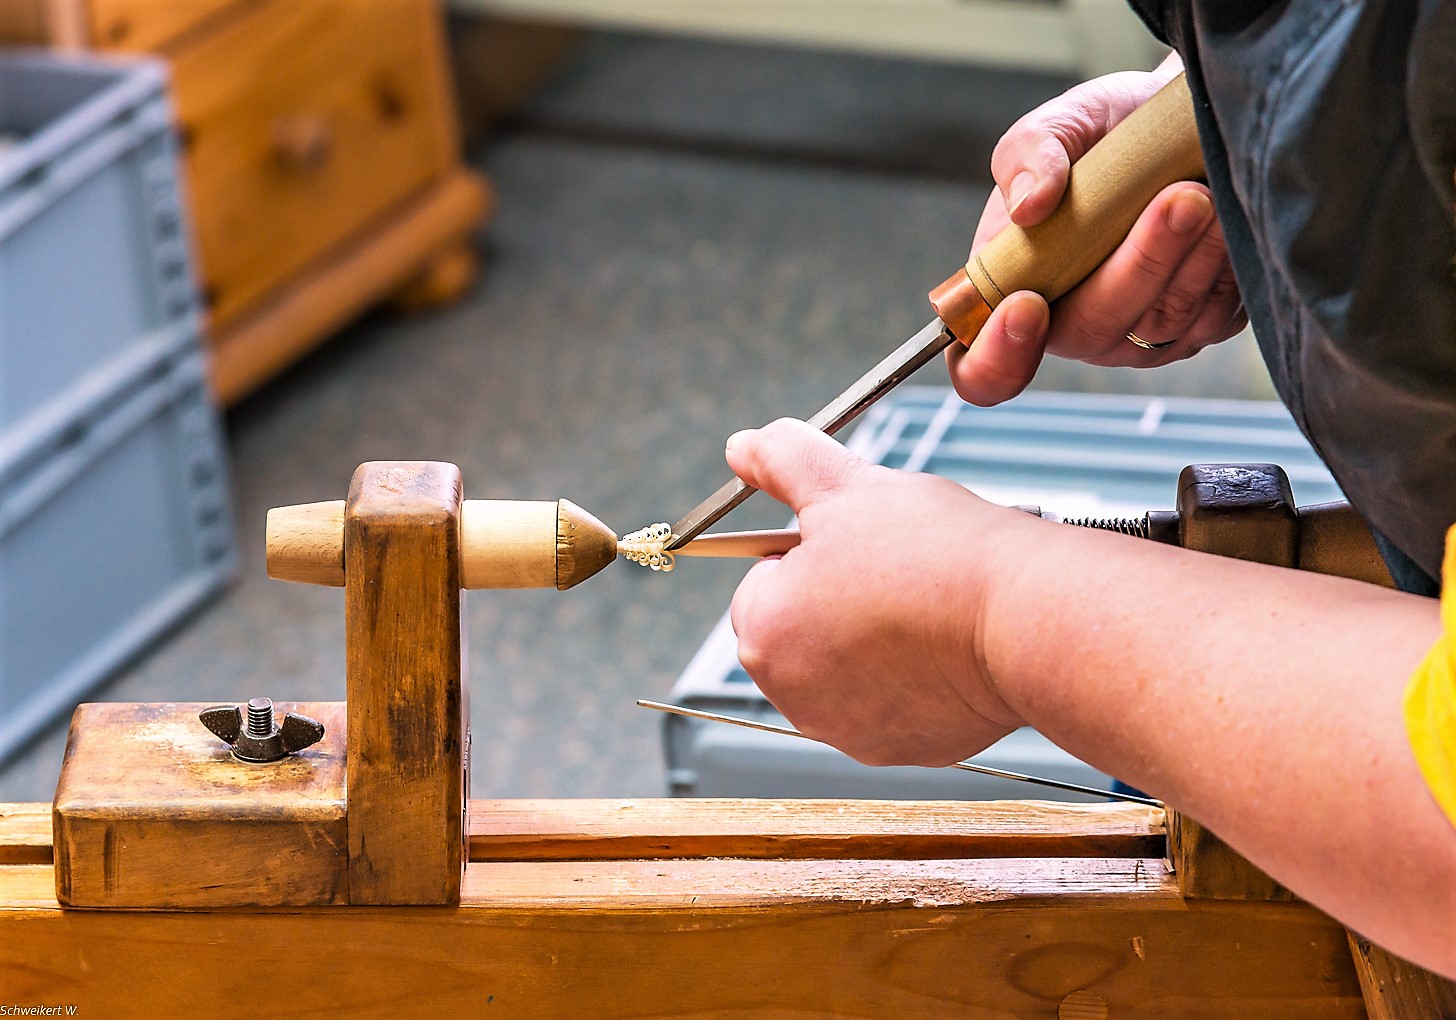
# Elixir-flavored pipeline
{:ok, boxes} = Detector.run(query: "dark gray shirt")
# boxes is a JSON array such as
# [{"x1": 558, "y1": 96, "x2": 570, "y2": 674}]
[{"x1": 1131, "y1": 0, "x2": 1456, "y2": 591}]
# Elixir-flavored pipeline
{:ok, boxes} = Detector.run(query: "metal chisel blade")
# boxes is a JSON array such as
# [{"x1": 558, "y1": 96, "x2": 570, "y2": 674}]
[{"x1": 665, "y1": 317, "x2": 956, "y2": 549}]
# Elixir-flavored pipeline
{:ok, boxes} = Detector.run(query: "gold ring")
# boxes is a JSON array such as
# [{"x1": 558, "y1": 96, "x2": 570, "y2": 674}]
[{"x1": 1127, "y1": 332, "x2": 1177, "y2": 350}]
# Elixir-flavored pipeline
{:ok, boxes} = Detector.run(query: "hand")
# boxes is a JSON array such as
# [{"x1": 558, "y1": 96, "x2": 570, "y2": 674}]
[
  {"x1": 725, "y1": 419, "x2": 1026, "y2": 767},
  {"x1": 948, "y1": 56, "x2": 1247, "y2": 406}
]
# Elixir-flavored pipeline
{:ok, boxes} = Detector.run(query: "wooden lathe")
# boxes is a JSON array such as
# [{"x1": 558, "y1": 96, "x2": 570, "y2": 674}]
[{"x1": 0, "y1": 458, "x2": 1453, "y2": 1018}]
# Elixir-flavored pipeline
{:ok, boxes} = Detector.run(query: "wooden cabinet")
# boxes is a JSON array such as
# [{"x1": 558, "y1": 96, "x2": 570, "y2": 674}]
[{"x1": 1, "y1": 0, "x2": 491, "y2": 404}]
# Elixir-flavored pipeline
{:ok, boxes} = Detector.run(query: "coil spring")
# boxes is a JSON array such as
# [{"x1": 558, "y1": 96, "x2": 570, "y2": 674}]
[{"x1": 1063, "y1": 517, "x2": 1149, "y2": 539}]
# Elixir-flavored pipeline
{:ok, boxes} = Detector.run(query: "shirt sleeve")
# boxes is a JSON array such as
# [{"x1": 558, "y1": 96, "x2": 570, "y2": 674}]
[{"x1": 1404, "y1": 525, "x2": 1456, "y2": 828}]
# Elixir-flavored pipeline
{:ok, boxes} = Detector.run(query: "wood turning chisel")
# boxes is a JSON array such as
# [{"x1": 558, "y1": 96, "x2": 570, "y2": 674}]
[{"x1": 665, "y1": 71, "x2": 1204, "y2": 551}]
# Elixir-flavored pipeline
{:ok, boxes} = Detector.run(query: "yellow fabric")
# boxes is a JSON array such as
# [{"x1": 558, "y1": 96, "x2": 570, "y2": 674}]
[{"x1": 1405, "y1": 526, "x2": 1456, "y2": 828}]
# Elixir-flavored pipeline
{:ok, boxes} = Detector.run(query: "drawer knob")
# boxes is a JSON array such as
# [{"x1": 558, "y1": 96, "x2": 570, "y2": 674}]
[{"x1": 270, "y1": 116, "x2": 333, "y2": 172}]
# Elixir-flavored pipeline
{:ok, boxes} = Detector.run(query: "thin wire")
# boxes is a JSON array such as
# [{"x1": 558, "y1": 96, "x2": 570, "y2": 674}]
[{"x1": 637, "y1": 700, "x2": 1163, "y2": 808}]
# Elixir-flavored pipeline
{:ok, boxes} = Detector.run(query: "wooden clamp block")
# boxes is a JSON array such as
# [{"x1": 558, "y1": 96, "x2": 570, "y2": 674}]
[
  {"x1": 53, "y1": 462, "x2": 469, "y2": 907},
  {"x1": 1167, "y1": 463, "x2": 1298, "y2": 902},
  {"x1": 52, "y1": 702, "x2": 348, "y2": 908}
]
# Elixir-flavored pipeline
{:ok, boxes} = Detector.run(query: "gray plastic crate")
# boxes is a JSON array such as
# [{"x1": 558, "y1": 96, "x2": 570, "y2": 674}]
[
  {"x1": 1, "y1": 51, "x2": 200, "y2": 451},
  {"x1": 0, "y1": 351, "x2": 235, "y2": 763},
  {"x1": 664, "y1": 387, "x2": 1344, "y2": 801}
]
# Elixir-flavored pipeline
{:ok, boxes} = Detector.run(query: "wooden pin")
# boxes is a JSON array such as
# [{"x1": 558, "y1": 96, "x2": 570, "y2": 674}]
[{"x1": 618, "y1": 526, "x2": 802, "y2": 571}]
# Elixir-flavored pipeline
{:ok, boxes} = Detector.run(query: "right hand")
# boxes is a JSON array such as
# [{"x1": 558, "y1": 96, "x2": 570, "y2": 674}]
[{"x1": 947, "y1": 56, "x2": 1248, "y2": 406}]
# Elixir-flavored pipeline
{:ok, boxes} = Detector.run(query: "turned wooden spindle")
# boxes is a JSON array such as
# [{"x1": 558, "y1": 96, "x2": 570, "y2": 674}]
[{"x1": 268, "y1": 496, "x2": 618, "y2": 590}]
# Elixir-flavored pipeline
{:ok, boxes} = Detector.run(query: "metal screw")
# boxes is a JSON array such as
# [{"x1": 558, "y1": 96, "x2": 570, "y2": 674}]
[
  {"x1": 199, "y1": 698, "x2": 325, "y2": 763},
  {"x1": 245, "y1": 697, "x2": 274, "y2": 738}
]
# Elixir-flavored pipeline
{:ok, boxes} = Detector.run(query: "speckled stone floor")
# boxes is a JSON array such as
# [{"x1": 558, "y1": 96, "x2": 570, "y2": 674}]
[{"x1": 0, "y1": 30, "x2": 1274, "y2": 801}]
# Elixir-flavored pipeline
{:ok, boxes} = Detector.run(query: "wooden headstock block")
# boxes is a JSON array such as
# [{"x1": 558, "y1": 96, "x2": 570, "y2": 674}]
[{"x1": 53, "y1": 461, "x2": 472, "y2": 908}]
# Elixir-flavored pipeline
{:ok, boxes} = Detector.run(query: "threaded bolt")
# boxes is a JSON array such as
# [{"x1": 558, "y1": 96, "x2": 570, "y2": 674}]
[{"x1": 245, "y1": 697, "x2": 275, "y2": 738}]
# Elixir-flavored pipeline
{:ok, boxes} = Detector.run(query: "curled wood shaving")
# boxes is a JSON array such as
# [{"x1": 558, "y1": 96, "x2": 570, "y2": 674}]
[{"x1": 618, "y1": 523, "x2": 676, "y2": 572}]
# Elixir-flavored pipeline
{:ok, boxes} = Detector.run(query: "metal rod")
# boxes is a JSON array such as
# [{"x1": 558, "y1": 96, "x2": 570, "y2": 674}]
[
  {"x1": 637, "y1": 699, "x2": 1163, "y2": 808},
  {"x1": 665, "y1": 318, "x2": 955, "y2": 550}
]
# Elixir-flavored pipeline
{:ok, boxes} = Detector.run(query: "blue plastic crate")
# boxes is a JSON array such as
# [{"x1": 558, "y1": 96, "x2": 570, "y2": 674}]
[
  {"x1": 0, "y1": 51, "x2": 201, "y2": 452},
  {"x1": 0, "y1": 351, "x2": 235, "y2": 763}
]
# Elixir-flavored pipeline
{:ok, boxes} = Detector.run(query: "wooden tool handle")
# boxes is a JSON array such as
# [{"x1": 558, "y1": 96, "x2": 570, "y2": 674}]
[{"x1": 930, "y1": 72, "x2": 1203, "y2": 340}]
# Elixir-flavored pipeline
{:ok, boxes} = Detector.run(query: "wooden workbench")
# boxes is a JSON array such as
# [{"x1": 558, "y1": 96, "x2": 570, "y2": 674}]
[{"x1": 0, "y1": 797, "x2": 1398, "y2": 1017}]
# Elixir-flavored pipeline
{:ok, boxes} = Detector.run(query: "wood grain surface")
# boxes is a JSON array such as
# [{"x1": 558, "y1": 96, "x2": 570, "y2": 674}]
[
  {"x1": 344, "y1": 462, "x2": 466, "y2": 904},
  {"x1": 0, "y1": 804, "x2": 51, "y2": 865},
  {"x1": 1349, "y1": 932, "x2": 1456, "y2": 1020},
  {"x1": 467, "y1": 798, "x2": 1164, "y2": 861},
  {"x1": 51, "y1": 702, "x2": 347, "y2": 907},
  {"x1": 0, "y1": 856, "x2": 1366, "y2": 1018},
  {"x1": 3, "y1": 797, "x2": 1161, "y2": 865}
]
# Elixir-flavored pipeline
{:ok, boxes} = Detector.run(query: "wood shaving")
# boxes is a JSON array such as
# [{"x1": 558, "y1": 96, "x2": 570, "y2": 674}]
[{"x1": 618, "y1": 523, "x2": 676, "y2": 572}]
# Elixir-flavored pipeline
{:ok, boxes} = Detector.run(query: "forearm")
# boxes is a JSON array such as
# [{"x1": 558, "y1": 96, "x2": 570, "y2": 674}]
[{"x1": 982, "y1": 511, "x2": 1455, "y2": 973}]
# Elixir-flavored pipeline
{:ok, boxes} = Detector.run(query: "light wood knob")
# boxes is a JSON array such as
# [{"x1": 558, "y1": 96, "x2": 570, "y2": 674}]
[
  {"x1": 266, "y1": 498, "x2": 617, "y2": 591},
  {"x1": 270, "y1": 115, "x2": 332, "y2": 171}
]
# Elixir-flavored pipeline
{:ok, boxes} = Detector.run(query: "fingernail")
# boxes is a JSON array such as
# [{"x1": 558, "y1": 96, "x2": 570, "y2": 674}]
[
  {"x1": 1003, "y1": 295, "x2": 1045, "y2": 343},
  {"x1": 1007, "y1": 170, "x2": 1037, "y2": 216},
  {"x1": 1167, "y1": 190, "x2": 1213, "y2": 235},
  {"x1": 726, "y1": 429, "x2": 754, "y2": 456}
]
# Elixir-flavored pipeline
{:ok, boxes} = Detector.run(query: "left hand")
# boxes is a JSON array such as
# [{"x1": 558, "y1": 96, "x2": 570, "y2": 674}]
[{"x1": 726, "y1": 419, "x2": 1026, "y2": 767}]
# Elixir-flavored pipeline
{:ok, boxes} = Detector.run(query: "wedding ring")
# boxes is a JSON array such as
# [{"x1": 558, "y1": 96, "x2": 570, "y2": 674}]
[{"x1": 1127, "y1": 332, "x2": 1177, "y2": 350}]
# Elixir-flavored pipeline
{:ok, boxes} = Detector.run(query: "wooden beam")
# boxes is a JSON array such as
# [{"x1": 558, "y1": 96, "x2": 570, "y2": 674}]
[
  {"x1": 1166, "y1": 808, "x2": 1294, "y2": 903},
  {"x1": 344, "y1": 462, "x2": 466, "y2": 904},
  {"x1": 0, "y1": 804, "x2": 51, "y2": 865},
  {"x1": 0, "y1": 798, "x2": 1161, "y2": 867},
  {"x1": 1168, "y1": 464, "x2": 1299, "y2": 901},
  {"x1": 468, "y1": 798, "x2": 1164, "y2": 861},
  {"x1": 1349, "y1": 932, "x2": 1456, "y2": 1020},
  {"x1": 0, "y1": 857, "x2": 1365, "y2": 1017}
]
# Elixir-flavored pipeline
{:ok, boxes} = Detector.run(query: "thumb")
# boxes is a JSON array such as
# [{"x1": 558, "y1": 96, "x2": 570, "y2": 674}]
[{"x1": 725, "y1": 418, "x2": 864, "y2": 513}]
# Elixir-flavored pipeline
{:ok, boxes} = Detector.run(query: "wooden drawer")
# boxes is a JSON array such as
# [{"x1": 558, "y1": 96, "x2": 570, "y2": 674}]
[{"x1": 169, "y1": 0, "x2": 455, "y2": 330}]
